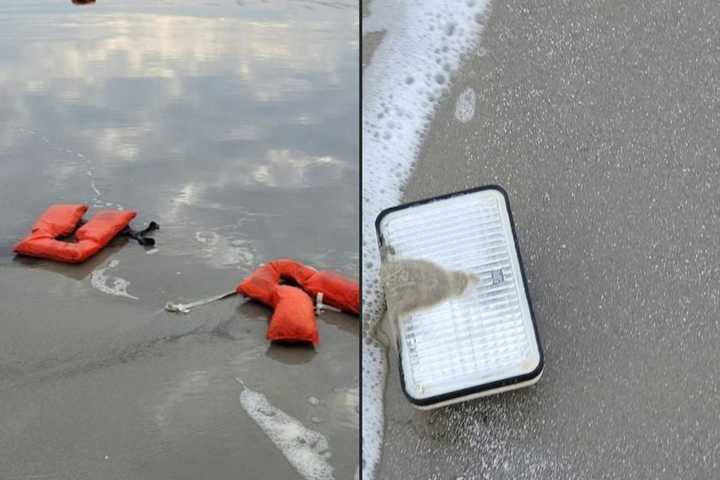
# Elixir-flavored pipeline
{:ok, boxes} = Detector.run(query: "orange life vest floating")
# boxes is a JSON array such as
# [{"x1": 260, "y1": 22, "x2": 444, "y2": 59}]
[
  {"x1": 236, "y1": 258, "x2": 359, "y2": 345},
  {"x1": 15, "y1": 204, "x2": 141, "y2": 264}
]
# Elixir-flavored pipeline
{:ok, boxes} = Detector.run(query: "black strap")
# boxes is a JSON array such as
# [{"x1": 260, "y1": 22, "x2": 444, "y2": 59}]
[{"x1": 120, "y1": 221, "x2": 159, "y2": 247}]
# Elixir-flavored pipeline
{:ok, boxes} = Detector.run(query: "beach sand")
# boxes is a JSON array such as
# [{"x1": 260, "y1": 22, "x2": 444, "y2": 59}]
[{"x1": 366, "y1": 0, "x2": 720, "y2": 478}]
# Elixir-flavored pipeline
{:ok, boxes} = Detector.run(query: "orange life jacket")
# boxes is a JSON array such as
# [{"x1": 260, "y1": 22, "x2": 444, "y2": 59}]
[
  {"x1": 237, "y1": 258, "x2": 360, "y2": 315},
  {"x1": 267, "y1": 285, "x2": 319, "y2": 346},
  {"x1": 236, "y1": 258, "x2": 359, "y2": 345},
  {"x1": 290, "y1": 268, "x2": 360, "y2": 316},
  {"x1": 15, "y1": 204, "x2": 137, "y2": 263}
]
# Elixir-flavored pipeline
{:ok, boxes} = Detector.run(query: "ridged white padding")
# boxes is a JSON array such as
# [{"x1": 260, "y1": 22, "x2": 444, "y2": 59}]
[{"x1": 378, "y1": 189, "x2": 540, "y2": 401}]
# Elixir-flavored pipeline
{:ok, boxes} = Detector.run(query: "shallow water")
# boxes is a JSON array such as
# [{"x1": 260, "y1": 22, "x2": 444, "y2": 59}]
[{"x1": 0, "y1": 1, "x2": 358, "y2": 478}]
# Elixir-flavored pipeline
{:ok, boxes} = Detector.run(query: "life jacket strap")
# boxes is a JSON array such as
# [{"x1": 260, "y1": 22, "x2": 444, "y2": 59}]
[
  {"x1": 120, "y1": 221, "x2": 159, "y2": 246},
  {"x1": 315, "y1": 292, "x2": 341, "y2": 315}
]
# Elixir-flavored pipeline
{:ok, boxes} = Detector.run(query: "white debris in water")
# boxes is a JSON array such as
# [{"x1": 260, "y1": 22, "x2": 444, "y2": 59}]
[
  {"x1": 362, "y1": 0, "x2": 490, "y2": 478},
  {"x1": 454, "y1": 87, "x2": 476, "y2": 123},
  {"x1": 90, "y1": 259, "x2": 139, "y2": 300},
  {"x1": 237, "y1": 379, "x2": 335, "y2": 480},
  {"x1": 307, "y1": 396, "x2": 320, "y2": 406},
  {"x1": 146, "y1": 248, "x2": 159, "y2": 255}
]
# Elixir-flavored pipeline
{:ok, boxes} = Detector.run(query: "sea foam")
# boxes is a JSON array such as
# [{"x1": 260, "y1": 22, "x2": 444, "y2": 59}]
[
  {"x1": 90, "y1": 259, "x2": 139, "y2": 300},
  {"x1": 362, "y1": 1, "x2": 490, "y2": 478},
  {"x1": 238, "y1": 379, "x2": 336, "y2": 480}
]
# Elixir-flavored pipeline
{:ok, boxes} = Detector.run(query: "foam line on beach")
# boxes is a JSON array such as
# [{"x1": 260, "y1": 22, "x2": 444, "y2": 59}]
[
  {"x1": 238, "y1": 379, "x2": 336, "y2": 480},
  {"x1": 362, "y1": 1, "x2": 490, "y2": 478},
  {"x1": 90, "y1": 259, "x2": 139, "y2": 300}
]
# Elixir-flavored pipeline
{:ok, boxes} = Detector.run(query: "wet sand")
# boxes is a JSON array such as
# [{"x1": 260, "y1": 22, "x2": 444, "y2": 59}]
[
  {"x1": 0, "y1": 1, "x2": 358, "y2": 479},
  {"x1": 369, "y1": 0, "x2": 720, "y2": 478}
]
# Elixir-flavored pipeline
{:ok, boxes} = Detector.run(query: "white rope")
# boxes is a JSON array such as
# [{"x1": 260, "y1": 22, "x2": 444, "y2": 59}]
[{"x1": 165, "y1": 290, "x2": 241, "y2": 314}]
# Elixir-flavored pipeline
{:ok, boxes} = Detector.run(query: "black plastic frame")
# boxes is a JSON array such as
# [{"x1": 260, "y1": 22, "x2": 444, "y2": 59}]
[{"x1": 375, "y1": 185, "x2": 544, "y2": 407}]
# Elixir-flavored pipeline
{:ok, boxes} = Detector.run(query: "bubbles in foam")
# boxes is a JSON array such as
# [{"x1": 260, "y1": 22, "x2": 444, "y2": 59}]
[
  {"x1": 362, "y1": 0, "x2": 490, "y2": 478},
  {"x1": 238, "y1": 380, "x2": 335, "y2": 480},
  {"x1": 90, "y1": 259, "x2": 138, "y2": 300},
  {"x1": 454, "y1": 87, "x2": 477, "y2": 123}
]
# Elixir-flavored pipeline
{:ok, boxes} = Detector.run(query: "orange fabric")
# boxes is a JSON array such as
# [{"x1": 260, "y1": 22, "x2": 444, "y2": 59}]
[
  {"x1": 237, "y1": 258, "x2": 358, "y2": 345},
  {"x1": 237, "y1": 263, "x2": 319, "y2": 344},
  {"x1": 267, "y1": 285, "x2": 318, "y2": 345},
  {"x1": 299, "y1": 270, "x2": 360, "y2": 315},
  {"x1": 31, "y1": 204, "x2": 88, "y2": 237},
  {"x1": 237, "y1": 258, "x2": 359, "y2": 315},
  {"x1": 14, "y1": 205, "x2": 136, "y2": 263},
  {"x1": 268, "y1": 258, "x2": 360, "y2": 315},
  {"x1": 236, "y1": 263, "x2": 279, "y2": 306},
  {"x1": 268, "y1": 258, "x2": 313, "y2": 281},
  {"x1": 75, "y1": 210, "x2": 136, "y2": 245}
]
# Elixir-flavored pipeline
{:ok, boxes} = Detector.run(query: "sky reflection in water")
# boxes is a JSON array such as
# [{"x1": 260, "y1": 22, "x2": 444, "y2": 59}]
[{"x1": 0, "y1": 0, "x2": 358, "y2": 274}]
